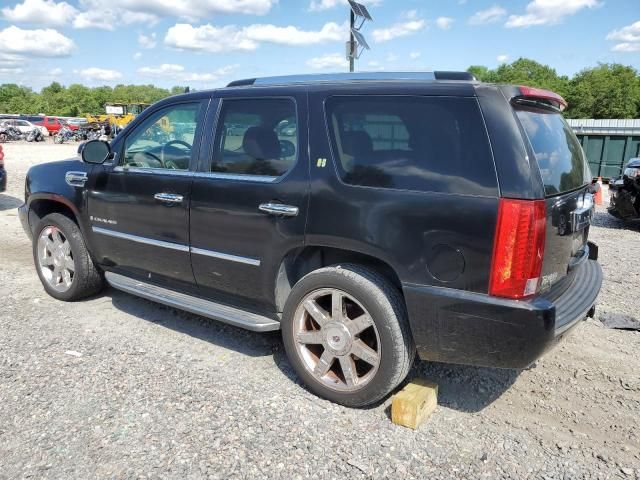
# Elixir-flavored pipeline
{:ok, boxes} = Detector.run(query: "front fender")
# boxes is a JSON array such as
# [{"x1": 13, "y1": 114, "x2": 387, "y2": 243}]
[{"x1": 25, "y1": 159, "x2": 93, "y2": 237}]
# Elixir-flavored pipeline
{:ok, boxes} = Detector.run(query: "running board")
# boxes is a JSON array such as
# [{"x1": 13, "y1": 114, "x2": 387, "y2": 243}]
[{"x1": 105, "y1": 272, "x2": 281, "y2": 332}]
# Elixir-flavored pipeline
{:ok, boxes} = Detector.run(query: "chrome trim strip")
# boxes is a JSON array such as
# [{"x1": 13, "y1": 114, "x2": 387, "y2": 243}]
[
  {"x1": 111, "y1": 166, "x2": 278, "y2": 183},
  {"x1": 92, "y1": 226, "x2": 190, "y2": 252},
  {"x1": 192, "y1": 172, "x2": 278, "y2": 183},
  {"x1": 92, "y1": 226, "x2": 260, "y2": 265},
  {"x1": 112, "y1": 166, "x2": 193, "y2": 177},
  {"x1": 190, "y1": 247, "x2": 261, "y2": 266}
]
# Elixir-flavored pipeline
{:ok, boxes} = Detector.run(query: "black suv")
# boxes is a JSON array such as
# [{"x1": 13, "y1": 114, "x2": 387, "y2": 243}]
[{"x1": 19, "y1": 73, "x2": 602, "y2": 407}]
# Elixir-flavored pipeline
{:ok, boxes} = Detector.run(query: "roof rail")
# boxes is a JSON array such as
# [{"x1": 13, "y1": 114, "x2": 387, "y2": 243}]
[{"x1": 226, "y1": 71, "x2": 475, "y2": 88}]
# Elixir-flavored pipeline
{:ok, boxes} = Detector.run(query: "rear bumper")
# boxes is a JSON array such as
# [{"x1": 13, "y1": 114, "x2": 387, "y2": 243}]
[
  {"x1": 0, "y1": 167, "x2": 5, "y2": 192},
  {"x1": 404, "y1": 258, "x2": 602, "y2": 369}
]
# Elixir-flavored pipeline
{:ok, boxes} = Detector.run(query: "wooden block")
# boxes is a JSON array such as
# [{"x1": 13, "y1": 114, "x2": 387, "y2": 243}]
[{"x1": 391, "y1": 379, "x2": 438, "y2": 430}]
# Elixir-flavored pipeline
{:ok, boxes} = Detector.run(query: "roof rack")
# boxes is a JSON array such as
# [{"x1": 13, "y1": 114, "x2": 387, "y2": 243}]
[{"x1": 226, "y1": 71, "x2": 476, "y2": 88}]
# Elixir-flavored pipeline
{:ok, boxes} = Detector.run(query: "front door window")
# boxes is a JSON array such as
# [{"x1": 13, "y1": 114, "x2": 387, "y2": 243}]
[{"x1": 122, "y1": 103, "x2": 200, "y2": 171}]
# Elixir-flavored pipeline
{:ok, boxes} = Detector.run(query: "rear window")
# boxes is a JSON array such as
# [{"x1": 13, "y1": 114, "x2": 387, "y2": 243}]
[
  {"x1": 515, "y1": 108, "x2": 591, "y2": 196},
  {"x1": 325, "y1": 96, "x2": 497, "y2": 196}
]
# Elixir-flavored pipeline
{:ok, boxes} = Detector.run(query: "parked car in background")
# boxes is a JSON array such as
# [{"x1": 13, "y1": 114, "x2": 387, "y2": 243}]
[
  {"x1": 0, "y1": 144, "x2": 5, "y2": 192},
  {"x1": 18, "y1": 72, "x2": 602, "y2": 407},
  {"x1": 608, "y1": 157, "x2": 640, "y2": 219},
  {"x1": 35, "y1": 116, "x2": 78, "y2": 135},
  {"x1": 21, "y1": 115, "x2": 45, "y2": 124},
  {"x1": 2, "y1": 118, "x2": 48, "y2": 138},
  {"x1": 66, "y1": 118, "x2": 88, "y2": 128}
]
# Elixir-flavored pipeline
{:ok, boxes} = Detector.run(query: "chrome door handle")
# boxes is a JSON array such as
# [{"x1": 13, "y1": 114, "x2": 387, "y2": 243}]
[
  {"x1": 65, "y1": 171, "x2": 88, "y2": 187},
  {"x1": 259, "y1": 203, "x2": 299, "y2": 217},
  {"x1": 154, "y1": 193, "x2": 184, "y2": 204}
]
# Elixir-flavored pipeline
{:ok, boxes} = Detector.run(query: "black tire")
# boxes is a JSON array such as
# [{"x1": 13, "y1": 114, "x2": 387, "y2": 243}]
[
  {"x1": 33, "y1": 213, "x2": 104, "y2": 301},
  {"x1": 281, "y1": 264, "x2": 415, "y2": 407}
]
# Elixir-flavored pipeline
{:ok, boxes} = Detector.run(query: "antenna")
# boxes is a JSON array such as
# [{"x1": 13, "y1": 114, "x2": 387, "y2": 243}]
[{"x1": 347, "y1": 0, "x2": 373, "y2": 72}]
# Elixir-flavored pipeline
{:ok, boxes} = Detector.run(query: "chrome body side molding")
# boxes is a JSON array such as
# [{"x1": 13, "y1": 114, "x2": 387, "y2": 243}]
[
  {"x1": 191, "y1": 247, "x2": 260, "y2": 266},
  {"x1": 105, "y1": 272, "x2": 280, "y2": 332},
  {"x1": 92, "y1": 226, "x2": 190, "y2": 252},
  {"x1": 92, "y1": 227, "x2": 261, "y2": 266}
]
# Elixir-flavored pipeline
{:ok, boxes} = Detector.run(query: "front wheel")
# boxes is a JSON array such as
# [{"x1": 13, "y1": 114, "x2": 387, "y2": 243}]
[
  {"x1": 281, "y1": 264, "x2": 415, "y2": 407},
  {"x1": 33, "y1": 213, "x2": 104, "y2": 301}
]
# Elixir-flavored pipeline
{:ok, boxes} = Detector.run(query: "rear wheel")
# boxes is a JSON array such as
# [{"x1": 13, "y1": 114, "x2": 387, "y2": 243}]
[
  {"x1": 33, "y1": 213, "x2": 104, "y2": 301},
  {"x1": 281, "y1": 264, "x2": 415, "y2": 407}
]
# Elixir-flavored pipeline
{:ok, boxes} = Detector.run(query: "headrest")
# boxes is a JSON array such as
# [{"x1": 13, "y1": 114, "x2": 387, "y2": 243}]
[
  {"x1": 242, "y1": 126, "x2": 281, "y2": 160},
  {"x1": 342, "y1": 130, "x2": 373, "y2": 157}
]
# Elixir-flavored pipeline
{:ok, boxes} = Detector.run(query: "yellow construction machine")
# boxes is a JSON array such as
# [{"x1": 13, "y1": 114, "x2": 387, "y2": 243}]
[{"x1": 85, "y1": 103, "x2": 150, "y2": 128}]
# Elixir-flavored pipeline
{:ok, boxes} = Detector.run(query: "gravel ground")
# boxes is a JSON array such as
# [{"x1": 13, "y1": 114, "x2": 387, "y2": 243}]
[{"x1": 0, "y1": 141, "x2": 639, "y2": 479}]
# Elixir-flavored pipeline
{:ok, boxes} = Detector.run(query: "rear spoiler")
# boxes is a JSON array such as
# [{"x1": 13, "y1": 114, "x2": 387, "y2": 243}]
[{"x1": 511, "y1": 86, "x2": 568, "y2": 112}]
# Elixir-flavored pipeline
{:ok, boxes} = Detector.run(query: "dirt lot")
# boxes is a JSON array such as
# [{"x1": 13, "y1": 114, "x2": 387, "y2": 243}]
[{"x1": 0, "y1": 142, "x2": 638, "y2": 479}]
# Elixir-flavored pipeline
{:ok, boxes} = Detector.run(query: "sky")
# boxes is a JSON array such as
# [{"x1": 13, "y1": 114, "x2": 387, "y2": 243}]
[{"x1": 0, "y1": 0, "x2": 638, "y2": 90}]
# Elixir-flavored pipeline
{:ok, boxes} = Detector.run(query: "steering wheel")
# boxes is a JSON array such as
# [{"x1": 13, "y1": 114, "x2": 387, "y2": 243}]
[
  {"x1": 138, "y1": 150, "x2": 163, "y2": 167},
  {"x1": 161, "y1": 139, "x2": 192, "y2": 168}
]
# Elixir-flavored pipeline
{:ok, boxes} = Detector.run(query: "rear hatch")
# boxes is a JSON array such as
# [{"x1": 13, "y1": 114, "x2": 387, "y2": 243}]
[{"x1": 512, "y1": 97, "x2": 593, "y2": 291}]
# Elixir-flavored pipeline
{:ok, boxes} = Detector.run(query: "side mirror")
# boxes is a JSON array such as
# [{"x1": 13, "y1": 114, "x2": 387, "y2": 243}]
[{"x1": 81, "y1": 140, "x2": 111, "y2": 164}]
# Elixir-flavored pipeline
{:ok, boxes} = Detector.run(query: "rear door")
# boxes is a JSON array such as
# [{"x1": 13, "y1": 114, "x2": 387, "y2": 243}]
[
  {"x1": 189, "y1": 89, "x2": 309, "y2": 312},
  {"x1": 514, "y1": 106, "x2": 593, "y2": 290}
]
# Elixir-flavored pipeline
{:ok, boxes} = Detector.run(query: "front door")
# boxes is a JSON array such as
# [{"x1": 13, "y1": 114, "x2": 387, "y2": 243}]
[
  {"x1": 87, "y1": 100, "x2": 207, "y2": 286},
  {"x1": 190, "y1": 92, "x2": 309, "y2": 312}
]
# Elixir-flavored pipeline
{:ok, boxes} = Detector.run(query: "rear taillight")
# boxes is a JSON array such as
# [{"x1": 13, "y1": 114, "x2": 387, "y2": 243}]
[
  {"x1": 489, "y1": 198, "x2": 546, "y2": 299},
  {"x1": 0, "y1": 145, "x2": 4, "y2": 167}
]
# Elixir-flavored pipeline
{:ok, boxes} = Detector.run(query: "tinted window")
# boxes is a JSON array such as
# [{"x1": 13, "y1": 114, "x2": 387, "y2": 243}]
[
  {"x1": 516, "y1": 108, "x2": 590, "y2": 196},
  {"x1": 122, "y1": 102, "x2": 200, "y2": 170},
  {"x1": 325, "y1": 96, "x2": 497, "y2": 195},
  {"x1": 212, "y1": 98, "x2": 297, "y2": 177}
]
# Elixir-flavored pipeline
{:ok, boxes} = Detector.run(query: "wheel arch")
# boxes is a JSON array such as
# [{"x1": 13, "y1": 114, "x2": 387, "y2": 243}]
[
  {"x1": 27, "y1": 194, "x2": 81, "y2": 234},
  {"x1": 274, "y1": 244, "x2": 404, "y2": 314}
]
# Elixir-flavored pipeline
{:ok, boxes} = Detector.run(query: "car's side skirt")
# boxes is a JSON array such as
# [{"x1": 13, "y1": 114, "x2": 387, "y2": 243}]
[{"x1": 105, "y1": 272, "x2": 280, "y2": 332}]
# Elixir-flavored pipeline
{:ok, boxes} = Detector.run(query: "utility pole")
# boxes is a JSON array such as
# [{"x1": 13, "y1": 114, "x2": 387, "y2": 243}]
[
  {"x1": 349, "y1": 10, "x2": 355, "y2": 73},
  {"x1": 346, "y1": 0, "x2": 372, "y2": 73}
]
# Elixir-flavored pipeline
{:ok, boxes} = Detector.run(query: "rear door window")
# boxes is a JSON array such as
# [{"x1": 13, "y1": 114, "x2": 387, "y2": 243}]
[
  {"x1": 325, "y1": 96, "x2": 497, "y2": 196},
  {"x1": 212, "y1": 98, "x2": 297, "y2": 178},
  {"x1": 515, "y1": 108, "x2": 591, "y2": 196}
]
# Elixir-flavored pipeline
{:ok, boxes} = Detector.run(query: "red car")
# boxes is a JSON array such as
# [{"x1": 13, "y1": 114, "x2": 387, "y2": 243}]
[{"x1": 35, "y1": 116, "x2": 79, "y2": 135}]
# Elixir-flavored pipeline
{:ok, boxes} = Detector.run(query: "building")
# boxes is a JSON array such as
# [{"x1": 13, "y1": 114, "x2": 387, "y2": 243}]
[{"x1": 567, "y1": 119, "x2": 640, "y2": 180}]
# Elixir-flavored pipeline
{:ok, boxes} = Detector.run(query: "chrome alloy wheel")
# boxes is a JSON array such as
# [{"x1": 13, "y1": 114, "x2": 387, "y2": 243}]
[
  {"x1": 37, "y1": 226, "x2": 74, "y2": 292},
  {"x1": 293, "y1": 288, "x2": 381, "y2": 392}
]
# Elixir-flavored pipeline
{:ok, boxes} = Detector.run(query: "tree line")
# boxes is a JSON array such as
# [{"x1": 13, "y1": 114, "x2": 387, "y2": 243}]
[
  {"x1": 0, "y1": 82, "x2": 187, "y2": 118},
  {"x1": 1, "y1": 58, "x2": 639, "y2": 119},
  {"x1": 468, "y1": 59, "x2": 640, "y2": 119}
]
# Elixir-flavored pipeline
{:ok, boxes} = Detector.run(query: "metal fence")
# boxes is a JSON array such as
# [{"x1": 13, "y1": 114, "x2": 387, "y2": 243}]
[{"x1": 568, "y1": 119, "x2": 640, "y2": 179}]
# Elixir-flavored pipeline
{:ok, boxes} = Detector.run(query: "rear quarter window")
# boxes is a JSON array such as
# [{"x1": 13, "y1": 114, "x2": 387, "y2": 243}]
[
  {"x1": 515, "y1": 108, "x2": 591, "y2": 196},
  {"x1": 325, "y1": 95, "x2": 497, "y2": 196}
]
